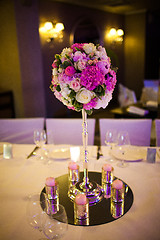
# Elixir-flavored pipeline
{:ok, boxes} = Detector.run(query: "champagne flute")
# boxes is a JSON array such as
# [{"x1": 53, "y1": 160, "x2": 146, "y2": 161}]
[
  {"x1": 42, "y1": 204, "x2": 68, "y2": 240},
  {"x1": 105, "y1": 129, "x2": 118, "y2": 162},
  {"x1": 34, "y1": 130, "x2": 47, "y2": 160},
  {"x1": 116, "y1": 131, "x2": 130, "y2": 168}
]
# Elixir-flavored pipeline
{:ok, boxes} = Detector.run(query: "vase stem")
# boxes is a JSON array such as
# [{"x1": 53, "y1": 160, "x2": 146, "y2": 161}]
[{"x1": 82, "y1": 109, "x2": 89, "y2": 187}]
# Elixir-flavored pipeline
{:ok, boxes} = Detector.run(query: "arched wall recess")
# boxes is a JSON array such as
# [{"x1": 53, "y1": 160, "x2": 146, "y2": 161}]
[{"x1": 70, "y1": 17, "x2": 103, "y2": 45}]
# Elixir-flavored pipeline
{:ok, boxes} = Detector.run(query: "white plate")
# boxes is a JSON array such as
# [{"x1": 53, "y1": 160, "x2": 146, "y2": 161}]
[
  {"x1": 48, "y1": 148, "x2": 70, "y2": 160},
  {"x1": 111, "y1": 146, "x2": 146, "y2": 162}
]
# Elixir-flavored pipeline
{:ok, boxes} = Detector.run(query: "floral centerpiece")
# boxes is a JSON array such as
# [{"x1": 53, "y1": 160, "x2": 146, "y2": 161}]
[
  {"x1": 50, "y1": 43, "x2": 117, "y2": 204},
  {"x1": 50, "y1": 43, "x2": 117, "y2": 115}
]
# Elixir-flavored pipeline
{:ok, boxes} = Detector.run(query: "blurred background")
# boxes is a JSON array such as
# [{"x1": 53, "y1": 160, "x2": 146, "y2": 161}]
[{"x1": 0, "y1": 0, "x2": 160, "y2": 119}]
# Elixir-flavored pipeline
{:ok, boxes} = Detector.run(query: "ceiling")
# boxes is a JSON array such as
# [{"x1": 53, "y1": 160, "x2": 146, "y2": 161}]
[{"x1": 51, "y1": 0, "x2": 160, "y2": 15}]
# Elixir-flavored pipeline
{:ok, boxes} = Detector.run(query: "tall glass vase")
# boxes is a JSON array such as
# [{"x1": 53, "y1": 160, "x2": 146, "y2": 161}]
[
  {"x1": 82, "y1": 109, "x2": 89, "y2": 188},
  {"x1": 68, "y1": 109, "x2": 104, "y2": 206}
]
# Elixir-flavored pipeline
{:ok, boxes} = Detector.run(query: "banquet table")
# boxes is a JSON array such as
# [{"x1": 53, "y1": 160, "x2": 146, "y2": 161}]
[{"x1": 0, "y1": 143, "x2": 160, "y2": 240}]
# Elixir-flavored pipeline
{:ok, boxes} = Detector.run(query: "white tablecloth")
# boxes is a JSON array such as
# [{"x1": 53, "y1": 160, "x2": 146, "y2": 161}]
[{"x1": 0, "y1": 144, "x2": 160, "y2": 240}]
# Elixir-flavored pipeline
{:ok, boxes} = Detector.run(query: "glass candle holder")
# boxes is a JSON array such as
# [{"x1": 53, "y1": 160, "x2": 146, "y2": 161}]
[
  {"x1": 102, "y1": 164, "x2": 114, "y2": 184},
  {"x1": 68, "y1": 162, "x2": 79, "y2": 183},
  {"x1": 102, "y1": 183, "x2": 111, "y2": 199},
  {"x1": 110, "y1": 200, "x2": 124, "y2": 219},
  {"x1": 45, "y1": 177, "x2": 59, "y2": 200},
  {"x1": 74, "y1": 194, "x2": 89, "y2": 220},
  {"x1": 46, "y1": 199, "x2": 59, "y2": 215},
  {"x1": 74, "y1": 217, "x2": 89, "y2": 226},
  {"x1": 3, "y1": 143, "x2": 13, "y2": 159},
  {"x1": 111, "y1": 179, "x2": 124, "y2": 203}
]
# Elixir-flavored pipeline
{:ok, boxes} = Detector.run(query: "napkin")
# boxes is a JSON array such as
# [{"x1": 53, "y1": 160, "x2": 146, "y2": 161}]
[
  {"x1": 126, "y1": 106, "x2": 149, "y2": 116},
  {"x1": 146, "y1": 100, "x2": 158, "y2": 108}
]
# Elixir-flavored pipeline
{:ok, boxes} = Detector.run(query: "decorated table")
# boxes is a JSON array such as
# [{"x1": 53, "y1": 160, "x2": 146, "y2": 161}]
[{"x1": 0, "y1": 143, "x2": 160, "y2": 240}]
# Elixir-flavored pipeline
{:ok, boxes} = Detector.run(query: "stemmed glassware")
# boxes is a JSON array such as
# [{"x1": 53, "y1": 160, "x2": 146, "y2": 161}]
[
  {"x1": 26, "y1": 193, "x2": 68, "y2": 240},
  {"x1": 105, "y1": 129, "x2": 118, "y2": 162},
  {"x1": 34, "y1": 130, "x2": 47, "y2": 160},
  {"x1": 26, "y1": 193, "x2": 46, "y2": 239},
  {"x1": 116, "y1": 131, "x2": 131, "y2": 168},
  {"x1": 42, "y1": 204, "x2": 68, "y2": 240}
]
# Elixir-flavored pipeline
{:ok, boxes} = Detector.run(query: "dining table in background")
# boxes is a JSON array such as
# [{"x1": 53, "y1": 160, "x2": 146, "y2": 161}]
[{"x1": 0, "y1": 143, "x2": 160, "y2": 240}]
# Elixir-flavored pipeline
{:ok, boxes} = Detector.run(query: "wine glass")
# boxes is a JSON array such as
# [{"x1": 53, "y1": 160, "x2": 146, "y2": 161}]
[
  {"x1": 34, "y1": 130, "x2": 47, "y2": 160},
  {"x1": 26, "y1": 193, "x2": 46, "y2": 239},
  {"x1": 116, "y1": 131, "x2": 131, "y2": 168},
  {"x1": 105, "y1": 129, "x2": 118, "y2": 162},
  {"x1": 42, "y1": 204, "x2": 68, "y2": 240}
]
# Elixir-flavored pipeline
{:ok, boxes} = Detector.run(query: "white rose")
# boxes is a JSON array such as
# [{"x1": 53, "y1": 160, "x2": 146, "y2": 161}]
[
  {"x1": 94, "y1": 92, "x2": 112, "y2": 109},
  {"x1": 83, "y1": 43, "x2": 96, "y2": 54},
  {"x1": 95, "y1": 47, "x2": 108, "y2": 60},
  {"x1": 58, "y1": 67, "x2": 63, "y2": 73},
  {"x1": 52, "y1": 68, "x2": 58, "y2": 76},
  {"x1": 60, "y1": 84, "x2": 71, "y2": 98},
  {"x1": 61, "y1": 47, "x2": 72, "y2": 58},
  {"x1": 76, "y1": 88, "x2": 92, "y2": 104}
]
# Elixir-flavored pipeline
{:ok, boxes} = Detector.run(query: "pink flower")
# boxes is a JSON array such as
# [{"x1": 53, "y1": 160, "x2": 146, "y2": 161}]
[
  {"x1": 80, "y1": 65, "x2": 105, "y2": 90},
  {"x1": 83, "y1": 98, "x2": 97, "y2": 110},
  {"x1": 58, "y1": 72, "x2": 72, "y2": 83},
  {"x1": 69, "y1": 79, "x2": 81, "y2": 92},
  {"x1": 76, "y1": 60, "x2": 87, "y2": 71},
  {"x1": 65, "y1": 66, "x2": 76, "y2": 76},
  {"x1": 67, "y1": 106, "x2": 75, "y2": 110},
  {"x1": 88, "y1": 60, "x2": 93, "y2": 65},
  {"x1": 71, "y1": 43, "x2": 85, "y2": 52},
  {"x1": 97, "y1": 61, "x2": 109, "y2": 75},
  {"x1": 105, "y1": 70, "x2": 117, "y2": 91},
  {"x1": 54, "y1": 91, "x2": 62, "y2": 101},
  {"x1": 73, "y1": 51, "x2": 86, "y2": 62},
  {"x1": 52, "y1": 60, "x2": 58, "y2": 68}
]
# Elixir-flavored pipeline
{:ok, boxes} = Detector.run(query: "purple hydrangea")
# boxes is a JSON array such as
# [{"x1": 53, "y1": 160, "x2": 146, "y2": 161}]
[
  {"x1": 80, "y1": 65, "x2": 105, "y2": 90},
  {"x1": 105, "y1": 70, "x2": 117, "y2": 92},
  {"x1": 83, "y1": 98, "x2": 97, "y2": 110}
]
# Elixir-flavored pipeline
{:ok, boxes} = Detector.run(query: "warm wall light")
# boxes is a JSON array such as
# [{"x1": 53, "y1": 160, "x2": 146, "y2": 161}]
[
  {"x1": 39, "y1": 21, "x2": 64, "y2": 43},
  {"x1": 107, "y1": 28, "x2": 124, "y2": 44}
]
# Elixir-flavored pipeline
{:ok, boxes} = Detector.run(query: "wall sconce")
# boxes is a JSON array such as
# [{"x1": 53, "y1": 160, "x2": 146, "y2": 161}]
[
  {"x1": 107, "y1": 28, "x2": 124, "y2": 44},
  {"x1": 39, "y1": 21, "x2": 64, "y2": 42}
]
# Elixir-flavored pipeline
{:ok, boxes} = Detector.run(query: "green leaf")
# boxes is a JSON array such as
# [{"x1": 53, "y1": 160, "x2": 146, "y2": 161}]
[
  {"x1": 56, "y1": 85, "x2": 61, "y2": 92},
  {"x1": 73, "y1": 100, "x2": 83, "y2": 111},
  {"x1": 75, "y1": 47, "x2": 81, "y2": 52},
  {"x1": 69, "y1": 89, "x2": 76, "y2": 99},
  {"x1": 85, "y1": 109, "x2": 93, "y2": 115},
  {"x1": 60, "y1": 61, "x2": 71, "y2": 69},
  {"x1": 49, "y1": 84, "x2": 54, "y2": 91},
  {"x1": 94, "y1": 85, "x2": 105, "y2": 96},
  {"x1": 55, "y1": 54, "x2": 61, "y2": 65}
]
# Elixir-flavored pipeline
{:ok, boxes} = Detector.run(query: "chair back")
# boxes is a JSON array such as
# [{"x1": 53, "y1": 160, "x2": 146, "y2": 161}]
[
  {"x1": 46, "y1": 118, "x2": 95, "y2": 145},
  {"x1": 99, "y1": 118, "x2": 152, "y2": 146},
  {"x1": 155, "y1": 119, "x2": 160, "y2": 146},
  {"x1": 0, "y1": 118, "x2": 44, "y2": 144}
]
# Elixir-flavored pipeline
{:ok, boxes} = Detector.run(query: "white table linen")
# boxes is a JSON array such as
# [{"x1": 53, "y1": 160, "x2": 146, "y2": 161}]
[{"x1": 0, "y1": 144, "x2": 160, "y2": 240}]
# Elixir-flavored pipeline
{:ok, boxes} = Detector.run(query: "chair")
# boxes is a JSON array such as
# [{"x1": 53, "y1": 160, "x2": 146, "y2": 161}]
[
  {"x1": 99, "y1": 118, "x2": 152, "y2": 146},
  {"x1": 46, "y1": 118, "x2": 96, "y2": 145},
  {"x1": 155, "y1": 119, "x2": 160, "y2": 146},
  {"x1": 140, "y1": 79, "x2": 159, "y2": 106},
  {"x1": 0, "y1": 118, "x2": 45, "y2": 144}
]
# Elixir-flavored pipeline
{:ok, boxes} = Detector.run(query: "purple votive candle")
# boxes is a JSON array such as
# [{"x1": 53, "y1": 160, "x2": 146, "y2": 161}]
[
  {"x1": 68, "y1": 161, "x2": 79, "y2": 182},
  {"x1": 111, "y1": 179, "x2": 124, "y2": 202},
  {"x1": 45, "y1": 177, "x2": 59, "y2": 200},
  {"x1": 74, "y1": 194, "x2": 89, "y2": 220},
  {"x1": 102, "y1": 163, "x2": 114, "y2": 184}
]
